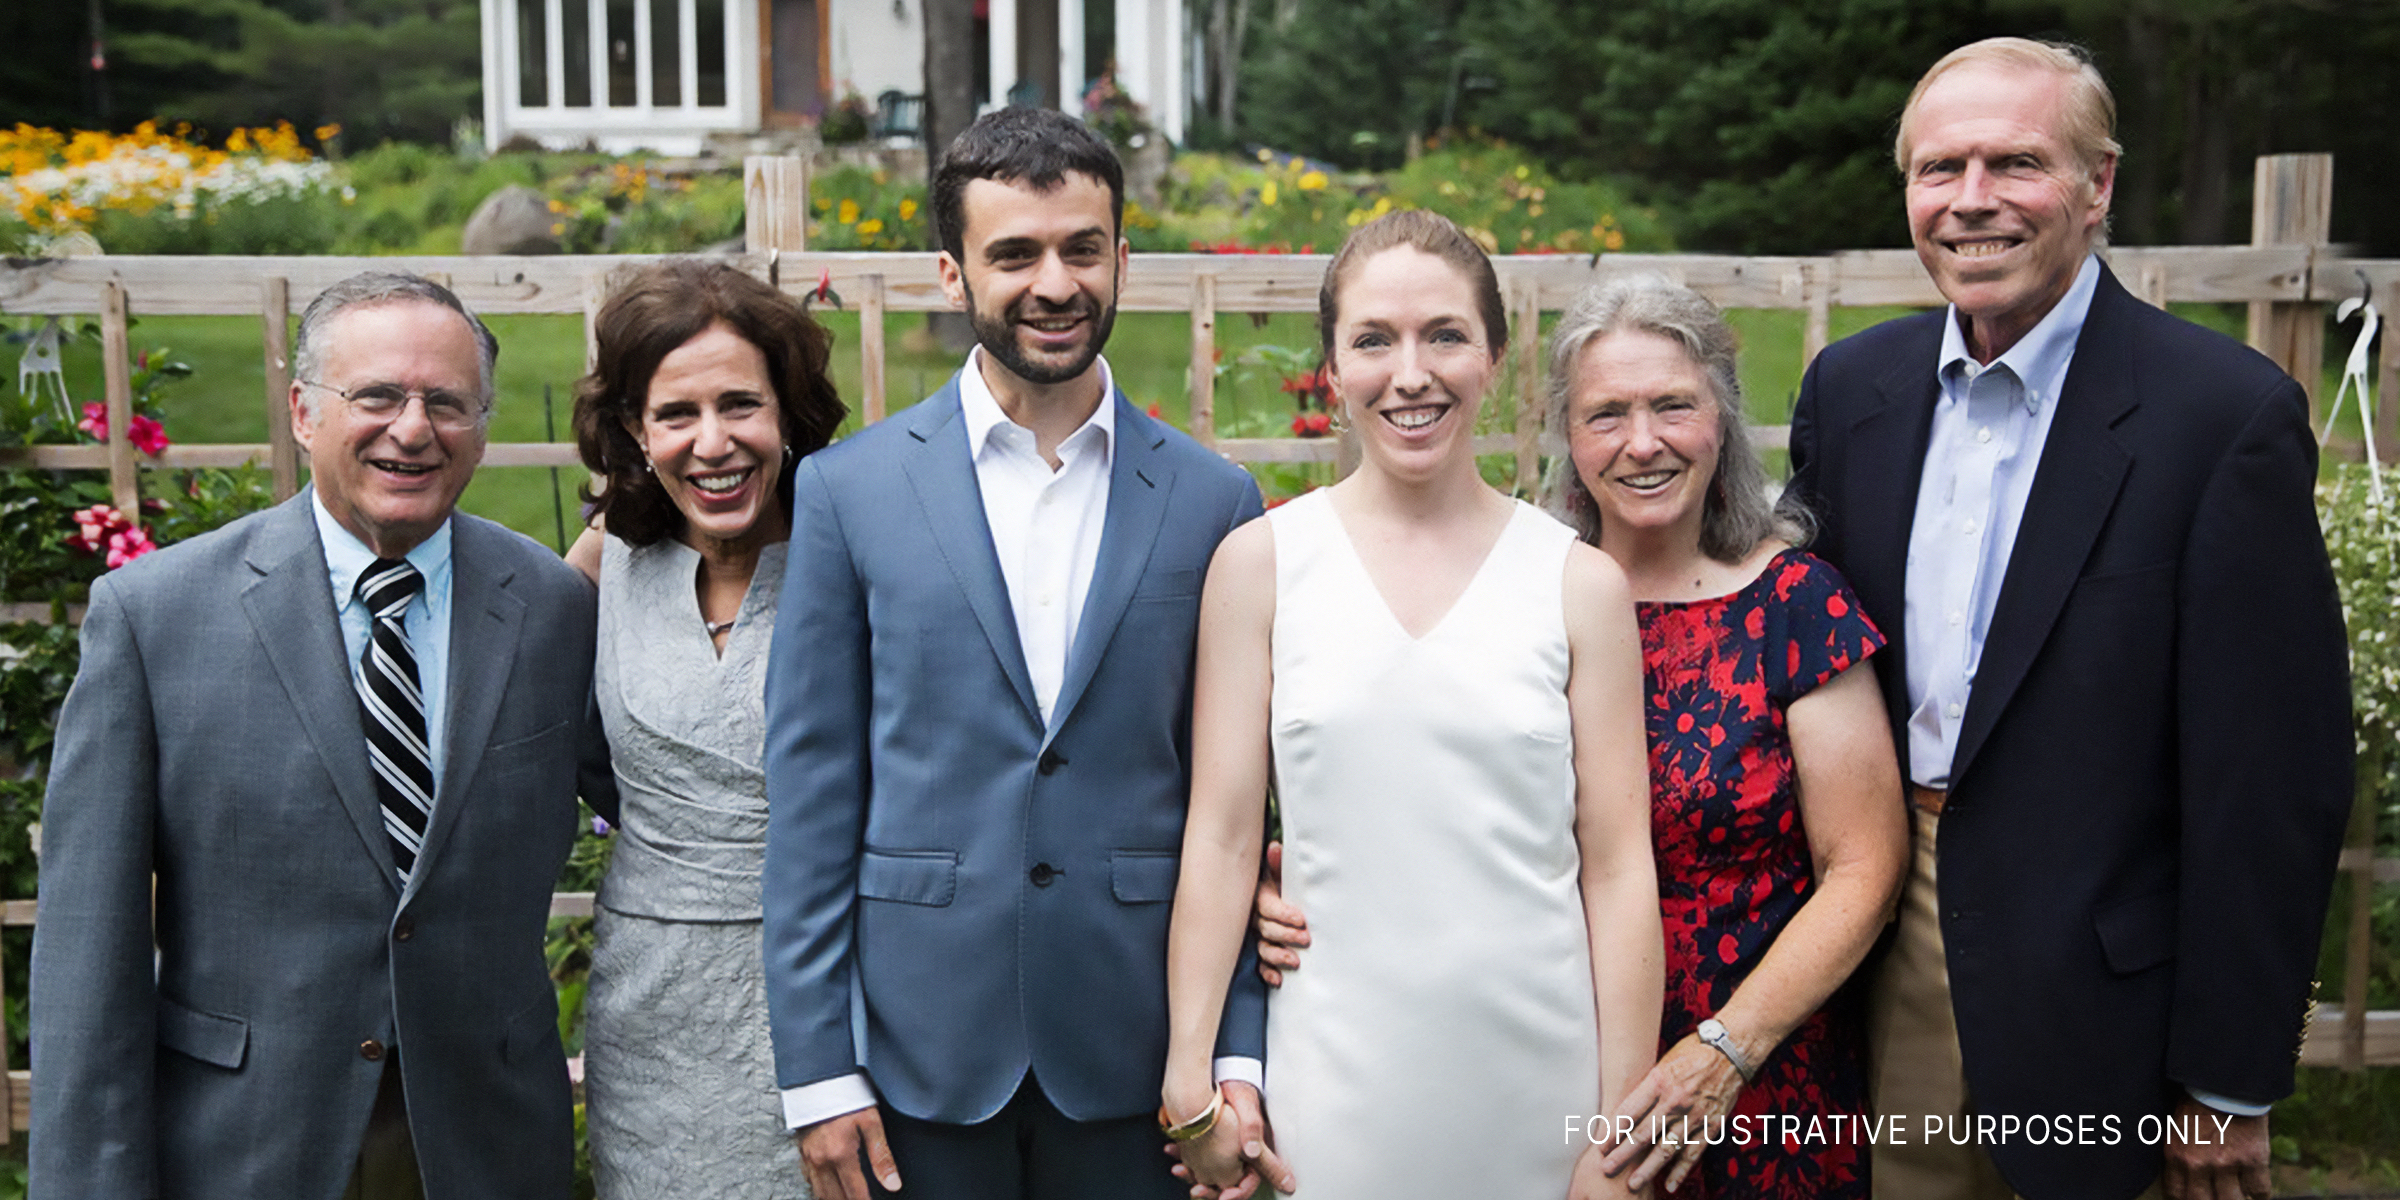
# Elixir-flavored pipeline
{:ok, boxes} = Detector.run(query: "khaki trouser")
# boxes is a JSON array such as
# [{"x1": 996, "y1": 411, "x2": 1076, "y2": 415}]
[{"x1": 1868, "y1": 807, "x2": 2164, "y2": 1200}]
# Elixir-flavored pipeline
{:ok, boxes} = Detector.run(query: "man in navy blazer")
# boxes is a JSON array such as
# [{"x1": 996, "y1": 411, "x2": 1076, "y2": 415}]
[
  {"x1": 1787, "y1": 38, "x2": 2351, "y2": 1200},
  {"x1": 763, "y1": 107, "x2": 1270, "y2": 1200}
]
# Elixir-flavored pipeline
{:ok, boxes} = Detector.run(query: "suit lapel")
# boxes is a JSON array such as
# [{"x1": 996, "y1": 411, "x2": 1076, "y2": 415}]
[
  {"x1": 900, "y1": 382, "x2": 1041, "y2": 723},
  {"x1": 409, "y1": 516, "x2": 526, "y2": 898},
  {"x1": 1951, "y1": 269, "x2": 2139, "y2": 785},
  {"x1": 240, "y1": 492, "x2": 400, "y2": 892},
  {"x1": 1848, "y1": 320, "x2": 1945, "y2": 732},
  {"x1": 1046, "y1": 394, "x2": 1172, "y2": 742}
]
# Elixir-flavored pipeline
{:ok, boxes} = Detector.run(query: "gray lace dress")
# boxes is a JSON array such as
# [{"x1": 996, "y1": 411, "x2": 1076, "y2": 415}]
[{"x1": 583, "y1": 534, "x2": 807, "y2": 1199}]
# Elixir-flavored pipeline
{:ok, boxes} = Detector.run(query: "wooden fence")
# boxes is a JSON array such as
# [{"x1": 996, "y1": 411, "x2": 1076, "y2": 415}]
[{"x1": 0, "y1": 154, "x2": 2393, "y2": 1131}]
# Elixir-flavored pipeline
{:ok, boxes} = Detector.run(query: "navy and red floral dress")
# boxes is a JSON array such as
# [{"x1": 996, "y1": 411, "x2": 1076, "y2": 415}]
[{"x1": 1637, "y1": 548, "x2": 1884, "y2": 1200}]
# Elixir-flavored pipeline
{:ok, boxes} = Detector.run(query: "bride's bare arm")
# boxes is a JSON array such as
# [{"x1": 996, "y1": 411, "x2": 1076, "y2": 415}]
[{"x1": 1165, "y1": 521, "x2": 1285, "y2": 1193}]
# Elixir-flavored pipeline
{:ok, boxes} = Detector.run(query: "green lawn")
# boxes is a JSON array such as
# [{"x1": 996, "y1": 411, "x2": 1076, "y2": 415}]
[{"x1": 40, "y1": 294, "x2": 2371, "y2": 547}]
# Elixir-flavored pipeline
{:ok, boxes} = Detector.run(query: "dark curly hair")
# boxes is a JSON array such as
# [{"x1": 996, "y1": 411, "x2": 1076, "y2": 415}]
[{"x1": 574, "y1": 259, "x2": 846, "y2": 547}]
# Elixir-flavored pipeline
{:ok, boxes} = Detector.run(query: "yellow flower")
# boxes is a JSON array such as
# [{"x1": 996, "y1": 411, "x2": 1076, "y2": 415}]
[
  {"x1": 1604, "y1": 229, "x2": 1625, "y2": 251},
  {"x1": 1514, "y1": 164, "x2": 1530, "y2": 180},
  {"x1": 838, "y1": 198, "x2": 860, "y2": 225},
  {"x1": 857, "y1": 218, "x2": 884, "y2": 236},
  {"x1": 898, "y1": 197, "x2": 918, "y2": 221},
  {"x1": 1260, "y1": 181, "x2": 1278, "y2": 207},
  {"x1": 315, "y1": 124, "x2": 342, "y2": 143},
  {"x1": 1297, "y1": 170, "x2": 1327, "y2": 191},
  {"x1": 816, "y1": 196, "x2": 832, "y2": 211},
  {"x1": 226, "y1": 128, "x2": 251, "y2": 153},
  {"x1": 1257, "y1": 148, "x2": 1274, "y2": 163}
]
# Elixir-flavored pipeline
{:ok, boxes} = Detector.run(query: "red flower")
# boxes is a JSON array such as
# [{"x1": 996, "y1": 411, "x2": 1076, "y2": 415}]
[
  {"x1": 64, "y1": 504, "x2": 157, "y2": 569},
  {"x1": 76, "y1": 404, "x2": 173, "y2": 457},
  {"x1": 128, "y1": 414, "x2": 171, "y2": 456}
]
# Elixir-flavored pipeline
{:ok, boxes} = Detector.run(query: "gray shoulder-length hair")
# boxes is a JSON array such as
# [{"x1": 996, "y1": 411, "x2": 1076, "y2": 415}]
[{"x1": 1540, "y1": 274, "x2": 1812, "y2": 561}]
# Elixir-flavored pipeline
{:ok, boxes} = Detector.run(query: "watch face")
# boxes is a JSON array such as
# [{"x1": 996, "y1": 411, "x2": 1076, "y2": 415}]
[{"x1": 1699, "y1": 1019, "x2": 1725, "y2": 1041}]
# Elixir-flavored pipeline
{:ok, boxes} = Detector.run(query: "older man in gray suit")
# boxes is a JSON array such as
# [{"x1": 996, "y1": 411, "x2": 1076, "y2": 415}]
[{"x1": 30, "y1": 272, "x2": 613, "y2": 1200}]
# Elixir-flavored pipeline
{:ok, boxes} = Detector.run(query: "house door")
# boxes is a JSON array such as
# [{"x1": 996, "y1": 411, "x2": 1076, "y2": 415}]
[{"x1": 768, "y1": 0, "x2": 825, "y2": 121}]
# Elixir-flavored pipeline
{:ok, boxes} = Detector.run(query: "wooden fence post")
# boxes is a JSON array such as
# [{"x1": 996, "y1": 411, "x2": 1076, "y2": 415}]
[
  {"x1": 1514, "y1": 279, "x2": 1542, "y2": 496},
  {"x1": 2340, "y1": 744, "x2": 2383, "y2": 1071},
  {"x1": 744, "y1": 156, "x2": 809, "y2": 254},
  {"x1": 1802, "y1": 259, "x2": 1831, "y2": 371},
  {"x1": 1189, "y1": 273, "x2": 1217, "y2": 449},
  {"x1": 262, "y1": 276, "x2": 299, "y2": 500},
  {"x1": 100, "y1": 282, "x2": 138, "y2": 514},
  {"x1": 861, "y1": 273, "x2": 888, "y2": 424},
  {"x1": 2246, "y1": 154, "x2": 2332, "y2": 414}
]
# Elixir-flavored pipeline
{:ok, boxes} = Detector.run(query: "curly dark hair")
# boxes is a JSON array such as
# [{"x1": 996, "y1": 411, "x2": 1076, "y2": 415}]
[{"x1": 573, "y1": 259, "x2": 847, "y2": 547}]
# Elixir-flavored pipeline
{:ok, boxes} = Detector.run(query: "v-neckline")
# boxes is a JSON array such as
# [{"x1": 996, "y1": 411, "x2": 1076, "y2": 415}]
[
  {"x1": 1319, "y1": 494, "x2": 1522, "y2": 643},
  {"x1": 664, "y1": 540, "x2": 782, "y2": 665}
]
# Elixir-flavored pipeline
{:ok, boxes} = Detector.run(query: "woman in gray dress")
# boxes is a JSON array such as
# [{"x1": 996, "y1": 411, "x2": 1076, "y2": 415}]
[{"x1": 568, "y1": 258, "x2": 846, "y2": 1198}]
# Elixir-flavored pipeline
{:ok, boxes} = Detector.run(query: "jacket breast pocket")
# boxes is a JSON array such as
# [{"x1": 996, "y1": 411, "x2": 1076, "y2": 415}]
[
  {"x1": 2093, "y1": 889, "x2": 2178, "y2": 975},
  {"x1": 157, "y1": 995, "x2": 248, "y2": 1069},
  {"x1": 1134, "y1": 568, "x2": 1201, "y2": 601},
  {"x1": 481, "y1": 719, "x2": 569, "y2": 778},
  {"x1": 858, "y1": 849, "x2": 960, "y2": 907},
  {"x1": 2069, "y1": 562, "x2": 2175, "y2": 608},
  {"x1": 1110, "y1": 850, "x2": 1181, "y2": 903}
]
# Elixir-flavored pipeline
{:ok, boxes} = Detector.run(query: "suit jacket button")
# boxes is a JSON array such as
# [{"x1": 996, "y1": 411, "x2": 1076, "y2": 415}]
[
  {"x1": 360, "y1": 1039, "x2": 386, "y2": 1062},
  {"x1": 1037, "y1": 749, "x2": 1067, "y2": 776},
  {"x1": 393, "y1": 916, "x2": 415, "y2": 943},
  {"x1": 1030, "y1": 862, "x2": 1059, "y2": 887}
]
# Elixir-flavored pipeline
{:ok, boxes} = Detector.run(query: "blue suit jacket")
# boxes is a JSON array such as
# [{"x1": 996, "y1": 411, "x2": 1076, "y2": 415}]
[{"x1": 763, "y1": 378, "x2": 1268, "y2": 1125}]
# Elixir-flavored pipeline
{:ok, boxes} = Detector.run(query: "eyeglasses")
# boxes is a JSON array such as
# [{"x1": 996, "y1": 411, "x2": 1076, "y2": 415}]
[{"x1": 301, "y1": 379, "x2": 487, "y2": 431}]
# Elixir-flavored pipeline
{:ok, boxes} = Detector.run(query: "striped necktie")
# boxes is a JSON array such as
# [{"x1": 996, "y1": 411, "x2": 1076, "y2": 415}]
[{"x1": 355, "y1": 557, "x2": 434, "y2": 882}]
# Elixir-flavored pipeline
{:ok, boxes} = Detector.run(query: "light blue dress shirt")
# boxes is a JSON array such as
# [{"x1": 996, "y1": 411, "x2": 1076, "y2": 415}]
[
  {"x1": 1902, "y1": 254, "x2": 2097, "y2": 791},
  {"x1": 313, "y1": 494, "x2": 454, "y2": 789}
]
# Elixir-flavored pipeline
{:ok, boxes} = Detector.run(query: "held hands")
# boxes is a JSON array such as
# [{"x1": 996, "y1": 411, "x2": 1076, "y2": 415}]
[
  {"x1": 796, "y1": 1106, "x2": 902, "y2": 1200},
  {"x1": 1599, "y1": 1033, "x2": 1749, "y2": 1194},
  {"x1": 2161, "y1": 1101, "x2": 2271, "y2": 1200},
  {"x1": 1254, "y1": 841, "x2": 1308, "y2": 987},
  {"x1": 1165, "y1": 1082, "x2": 1296, "y2": 1199}
]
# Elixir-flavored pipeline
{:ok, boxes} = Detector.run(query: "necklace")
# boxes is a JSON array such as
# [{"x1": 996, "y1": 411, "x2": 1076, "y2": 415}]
[{"x1": 706, "y1": 617, "x2": 736, "y2": 637}]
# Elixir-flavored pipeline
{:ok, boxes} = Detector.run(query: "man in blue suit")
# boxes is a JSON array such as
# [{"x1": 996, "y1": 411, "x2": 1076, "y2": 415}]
[{"x1": 763, "y1": 107, "x2": 1272, "y2": 1200}]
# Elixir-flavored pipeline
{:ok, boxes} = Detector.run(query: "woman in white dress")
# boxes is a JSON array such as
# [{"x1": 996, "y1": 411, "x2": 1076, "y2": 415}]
[
  {"x1": 567, "y1": 258, "x2": 846, "y2": 1199},
  {"x1": 1163, "y1": 210, "x2": 1663, "y2": 1199}
]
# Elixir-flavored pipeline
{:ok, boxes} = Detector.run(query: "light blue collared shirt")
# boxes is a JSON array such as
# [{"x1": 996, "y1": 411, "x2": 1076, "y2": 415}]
[
  {"x1": 1902, "y1": 254, "x2": 2098, "y2": 791},
  {"x1": 313, "y1": 494, "x2": 455, "y2": 788}
]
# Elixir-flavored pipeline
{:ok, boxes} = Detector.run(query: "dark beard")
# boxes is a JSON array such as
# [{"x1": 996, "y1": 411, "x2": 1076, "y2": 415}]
[{"x1": 963, "y1": 285, "x2": 1118, "y2": 386}]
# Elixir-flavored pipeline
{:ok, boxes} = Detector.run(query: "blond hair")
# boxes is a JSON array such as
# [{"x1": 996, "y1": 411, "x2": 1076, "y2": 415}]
[{"x1": 1893, "y1": 38, "x2": 2122, "y2": 182}]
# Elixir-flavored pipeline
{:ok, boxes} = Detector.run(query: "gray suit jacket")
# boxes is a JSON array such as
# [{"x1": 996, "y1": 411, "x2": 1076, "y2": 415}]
[
  {"x1": 29, "y1": 491, "x2": 615, "y2": 1200},
  {"x1": 763, "y1": 383, "x2": 1269, "y2": 1126}
]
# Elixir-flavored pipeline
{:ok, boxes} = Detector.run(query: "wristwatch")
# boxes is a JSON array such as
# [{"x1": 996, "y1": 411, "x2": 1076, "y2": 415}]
[{"x1": 1695, "y1": 1018, "x2": 1756, "y2": 1081}]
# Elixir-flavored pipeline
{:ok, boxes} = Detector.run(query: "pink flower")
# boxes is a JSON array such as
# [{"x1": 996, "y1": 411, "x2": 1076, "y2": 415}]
[
  {"x1": 127, "y1": 414, "x2": 170, "y2": 456},
  {"x1": 75, "y1": 404, "x2": 172, "y2": 456},
  {"x1": 105, "y1": 527, "x2": 157, "y2": 569},
  {"x1": 64, "y1": 504, "x2": 156, "y2": 569}
]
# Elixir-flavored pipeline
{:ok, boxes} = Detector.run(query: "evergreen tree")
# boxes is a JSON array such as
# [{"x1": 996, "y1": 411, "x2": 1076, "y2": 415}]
[
  {"x1": 1238, "y1": 0, "x2": 1471, "y2": 170},
  {"x1": 110, "y1": 0, "x2": 480, "y2": 145}
]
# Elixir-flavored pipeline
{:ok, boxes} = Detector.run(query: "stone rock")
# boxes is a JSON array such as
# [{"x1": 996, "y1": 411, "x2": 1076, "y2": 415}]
[{"x1": 461, "y1": 184, "x2": 561, "y2": 256}]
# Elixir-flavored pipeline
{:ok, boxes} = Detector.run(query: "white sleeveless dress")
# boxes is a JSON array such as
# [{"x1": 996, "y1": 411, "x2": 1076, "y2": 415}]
[{"x1": 1264, "y1": 491, "x2": 1599, "y2": 1197}]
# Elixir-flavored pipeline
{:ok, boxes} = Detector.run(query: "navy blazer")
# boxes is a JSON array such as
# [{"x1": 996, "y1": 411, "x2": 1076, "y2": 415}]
[
  {"x1": 763, "y1": 379, "x2": 1268, "y2": 1125},
  {"x1": 1788, "y1": 263, "x2": 2352, "y2": 1199}
]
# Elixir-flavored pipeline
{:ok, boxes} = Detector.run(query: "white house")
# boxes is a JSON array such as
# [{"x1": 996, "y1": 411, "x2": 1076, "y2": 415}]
[{"x1": 478, "y1": 0, "x2": 1190, "y2": 155}]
